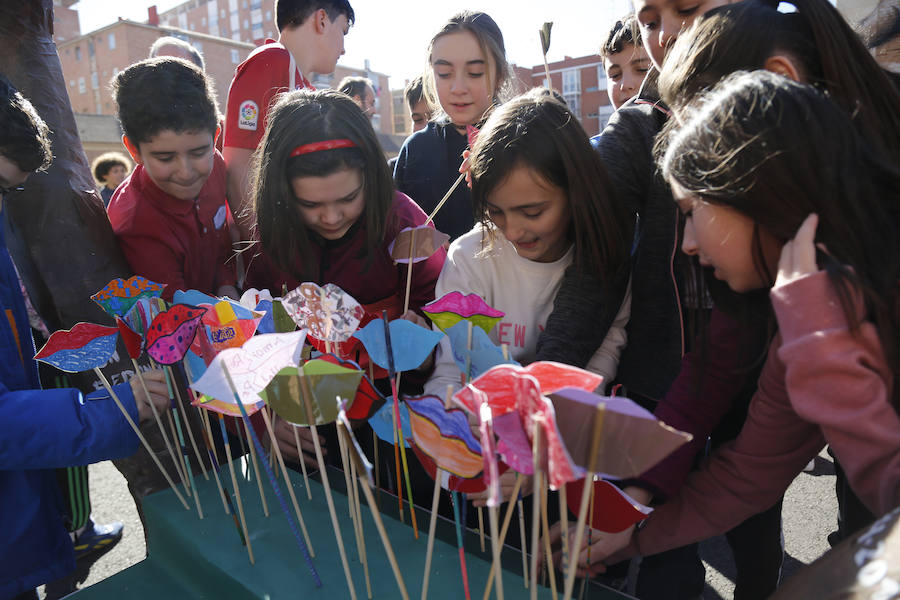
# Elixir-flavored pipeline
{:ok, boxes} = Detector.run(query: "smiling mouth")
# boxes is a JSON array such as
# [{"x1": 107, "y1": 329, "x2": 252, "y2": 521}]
[{"x1": 515, "y1": 240, "x2": 538, "y2": 249}]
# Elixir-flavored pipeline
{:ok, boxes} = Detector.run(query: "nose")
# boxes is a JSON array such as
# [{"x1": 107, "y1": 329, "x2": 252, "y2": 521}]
[
  {"x1": 174, "y1": 155, "x2": 194, "y2": 181},
  {"x1": 450, "y1": 71, "x2": 466, "y2": 94},
  {"x1": 321, "y1": 204, "x2": 342, "y2": 226},
  {"x1": 658, "y1": 14, "x2": 681, "y2": 55},
  {"x1": 681, "y1": 216, "x2": 698, "y2": 256}
]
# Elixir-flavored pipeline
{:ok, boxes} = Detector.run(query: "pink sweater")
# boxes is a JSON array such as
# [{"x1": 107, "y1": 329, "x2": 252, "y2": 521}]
[{"x1": 622, "y1": 271, "x2": 900, "y2": 558}]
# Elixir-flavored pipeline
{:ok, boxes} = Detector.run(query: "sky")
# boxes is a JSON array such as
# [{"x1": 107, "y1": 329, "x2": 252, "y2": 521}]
[{"x1": 73, "y1": 0, "x2": 634, "y2": 86}]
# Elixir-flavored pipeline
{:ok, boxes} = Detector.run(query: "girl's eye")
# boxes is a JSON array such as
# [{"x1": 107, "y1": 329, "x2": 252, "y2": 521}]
[
  {"x1": 487, "y1": 208, "x2": 502, "y2": 217},
  {"x1": 523, "y1": 211, "x2": 543, "y2": 219},
  {"x1": 468, "y1": 71, "x2": 485, "y2": 78},
  {"x1": 640, "y1": 19, "x2": 658, "y2": 31},
  {"x1": 297, "y1": 201, "x2": 317, "y2": 209},
  {"x1": 608, "y1": 71, "x2": 622, "y2": 81},
  {"x1": 677, "y1": 5, "x2": 700, "y2": 16},
  {"x1": 435, "y1": 71, "x2": 452, "y2": 79}
]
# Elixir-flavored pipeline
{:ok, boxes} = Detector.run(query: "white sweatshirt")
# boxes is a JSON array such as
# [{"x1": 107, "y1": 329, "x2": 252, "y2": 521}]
[{"x1": 424, "y1": 225, "x2": 630, "y2": 396}]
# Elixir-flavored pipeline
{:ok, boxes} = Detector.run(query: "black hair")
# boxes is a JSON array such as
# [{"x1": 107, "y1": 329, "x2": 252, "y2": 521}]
[
  {"x1": 601, "y1": 14, "x2": 643, "y2": 60},
  {"x1": 113, "y1": 57, "x2": 219, "y2": 146},
  {"x1": 91, "y1": 152, "x2": 130, "y2": 183},
  {"x1": 252, "y1": 89, "x2": 393, "y2": 281},
  {"x1": 275, "y1": 0, "x2": 354, "y2": 31},
  {"x1": 0, "y1": 73, "x2": 51, "y2": 173}
]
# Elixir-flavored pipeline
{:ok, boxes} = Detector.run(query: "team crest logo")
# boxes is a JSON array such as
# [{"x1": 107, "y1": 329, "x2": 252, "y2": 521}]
[{"x1": 238, "y1": 100, "x2": 259, "y2": 130}]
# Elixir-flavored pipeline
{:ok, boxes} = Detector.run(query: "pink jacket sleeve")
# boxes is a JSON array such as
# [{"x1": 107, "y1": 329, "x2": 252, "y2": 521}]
[
  {"x1": 622, "y1": 272, "x2": 900, "y2": 559},
  {"x1": 773, "y1": 271, "x2": 900, "y2": 515}
]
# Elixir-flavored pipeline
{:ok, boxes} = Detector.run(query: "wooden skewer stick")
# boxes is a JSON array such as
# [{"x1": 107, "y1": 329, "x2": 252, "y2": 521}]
[
  {"x1": 422, "y1": 385, "x2": 454, "y2": 600},
  {"x1": 519, "y1": 495, "x2": 529, "y2": 589},
  {"x1": 425, "y1": 172, "x2": 465, "y2": 226},
  {"x1": 489, "y1": 501, "x2": 505, "y2": 600},
  {"x1": 530, "y1": 423, "x2": 542, "y2": 600},
  {"x1": 222, "y1": 367, "x2": 319, "y2": 583},
  {"x1": 402, "y1": 227, "x2": 417, "y2": 316},
  {"x1": 93, "y1": 367, "x2": 189, "y2": 511},
  {"x1": 559, "y1": 484, "x2": 570, "y2": 578},
  {"x1": 338, "y1": 417, "x2": 373, "y2": 599},
  {"x1": 198, "y1": 407, "x2": 231, "y2": 514},
  {"x1": 149, "y1": 358, "x2": 192, "y2": 494},
  {"x1": 243, "y1": 419, "x2": 270, "y2": 517},
  {"x1": 481, "y1": 474, "x2": 525, "y2": 600},
  {"x1": 342, "y1": 421, "x2": 410, "y2": 600},
  {"x1": 181, "y1": 363, "x2": 230, "y2": 514},
  {"x1": 351, "y1": 447, "x2": 373, "y2": 599},
  {"x1": 168, "y1": 366, "x2": 209, "y2": 480},
  {"x1": 131, "y1": 359, "x2": 187, "y2": 490},
  {"x1": 164, "y1": 367, "x2": 202, "y2": 518},
  {"x1": 259, "y1": 409, "x2": 315, "y2": 554},
  {"x1": 562, "y1": 404, "x2": 606, "y2": 600},
  {"x1": 291, "y1": 424, "x2": 313, "y2": 500},
  {"x1": 217, "y1": 413, "x2": 254, "y2": 564},
  {"x1": 540, "y1": 474, "x2": 558, "y2": 600},
  {"x1": 298, "y1": 373, "x2": 356, "y2": 599}
]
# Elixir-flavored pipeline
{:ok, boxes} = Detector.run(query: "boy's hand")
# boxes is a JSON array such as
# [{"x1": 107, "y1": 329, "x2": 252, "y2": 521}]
[
  {"x1": 130, "y1": 369, "x2": 170, "y2": 422},
  {"x1": 775, "y1": 213, "x2": 820, "y2": 288},
  {"x1": 459, "y1": 150, "x2": 473, "y2": 189}
]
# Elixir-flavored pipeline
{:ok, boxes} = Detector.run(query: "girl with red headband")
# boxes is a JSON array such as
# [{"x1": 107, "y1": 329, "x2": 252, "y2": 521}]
[{"x1": 245, "y1": 89, "x2": 446, "y2": 467}]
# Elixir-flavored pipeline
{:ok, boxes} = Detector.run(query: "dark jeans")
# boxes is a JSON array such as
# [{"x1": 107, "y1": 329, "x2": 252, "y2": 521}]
[{"x1": 726, "y1": 497, "x2": 784, "y2": 600}]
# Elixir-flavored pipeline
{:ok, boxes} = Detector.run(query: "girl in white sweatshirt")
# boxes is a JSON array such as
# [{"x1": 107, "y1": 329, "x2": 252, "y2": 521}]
[{"x1": 425, "y1": 88, "x2": 633, "y2": 397}]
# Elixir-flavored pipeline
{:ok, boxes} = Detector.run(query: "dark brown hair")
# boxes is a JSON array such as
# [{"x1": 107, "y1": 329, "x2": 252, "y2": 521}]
[
  {"x1": 658, "y1": 0, "x2": 900, "y2": 163},
  {"x1": 251, "y1": 89, "x2": 393, "y2": 280},
  {"x1": 91, "y1": 152, "x2": 130, "y2": 183},
  {"x1": 661, "y1": 71, "x2": 900, "y2": 387},
  {"x1": 275, "y1": 0, "x2": 354, "y2": 31},
  {"x1": 469, "y1": 88, "x2": 631, "y2": 283}
]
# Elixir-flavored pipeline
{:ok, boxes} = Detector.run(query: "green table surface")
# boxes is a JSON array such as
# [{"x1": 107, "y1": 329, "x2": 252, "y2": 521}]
[{"x1": 71, "y1": 460, "x2": 634, "y2": 599}]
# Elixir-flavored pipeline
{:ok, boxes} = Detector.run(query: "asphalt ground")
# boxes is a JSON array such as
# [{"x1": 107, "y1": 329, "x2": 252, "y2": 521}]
[{"x1": 38, "y1": 447, "x2": 836, "y2": 599}]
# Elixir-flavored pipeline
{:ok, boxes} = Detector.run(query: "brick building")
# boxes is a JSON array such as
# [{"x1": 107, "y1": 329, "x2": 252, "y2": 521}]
[
  {"x1": 513, "y1": 54, "x2": 616, "y2": 136},
  {"x1": 56, "y1": 16, "x2": 254, "y2": 118}
]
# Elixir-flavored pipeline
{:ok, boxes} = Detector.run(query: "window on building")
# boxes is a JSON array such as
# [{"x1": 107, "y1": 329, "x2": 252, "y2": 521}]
[
  {"x1": 193, "y1": 40, "x2": 203, "y2": 52},
  {"x1": 75, "y1": 46, "x2": 81, "y2": 60},
  {"x1": 265, "y1": 10, "x2": 271, "y2": 21},
  {"x1": 230, "y1": 14, "x2": 239, "y2": 31},
  {"x1": 562, "y1": 69, "x2": 580, "y2": 94},
  {"x1": 231, "y1": 49, "x2": 240, "y2": 64},
  {"x1": 108, "y1": 32, "x2": 116, "y2": 49},
  {"x1": 229, "y1": 0, "x2": 237, "y2": 11},
  {"x1": 178, "y1": 13, "x2": 188, "y2": 29},
  {"x1": 88, "y1": 40, "x2": 95, "y2": 57},
  {"x1": 243, "y1": 18, "x2": 249, "y2": 30},
  {"x1": 586, "y1": 86, "x2": 598, "y2": 93},
  {"x1": 201, "y1": 17, "x2": 206, "y2": 26},
  {"x1": 91, "y1": 72, "x2": 98, "y2": 89},
  {"x1": 220, "y1": 8, "x2": 226, "y2": 18},
  {"x1": 78, "y1": 77, "x2": 86, "y2": 94},
  {"x1": 232, "y1": 32, "x2": 241, "y2": 41},
  {"x1": 112, "y1": 67, "x2": 119, "y2": 77},
  {"x1": 597, "y1": 65, "x2": 607, "y2": 88},
  {"x1": 242, "y1": 0, "x2": 248, "y2": 9},
  {"x1": 69, "y1": 79, "x2": 75, "y2": 87}
]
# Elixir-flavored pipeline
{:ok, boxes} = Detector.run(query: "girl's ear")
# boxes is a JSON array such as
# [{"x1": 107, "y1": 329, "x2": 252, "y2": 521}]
[
  {"x1": 763, "y1": 54, "x2": 802, "y2": 83},
  {"x1": 121, "y1": 135, "x2": 142, "y2": 165}
]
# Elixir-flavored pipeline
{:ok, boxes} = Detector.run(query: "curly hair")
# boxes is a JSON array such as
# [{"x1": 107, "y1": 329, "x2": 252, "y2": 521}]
[{"x1": 0, "y1": 74, "x2": 52, "y2": 173}]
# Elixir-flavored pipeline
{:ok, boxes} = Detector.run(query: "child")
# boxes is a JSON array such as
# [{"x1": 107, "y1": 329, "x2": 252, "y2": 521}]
[
  {"x1": 393, "y1": 11, "x2": 512, "y2": 242},
  {"x1": 425, "y1": 88, "x2": 632, "y2": 401},
  {"x1": 591, "y1": 68, "x2": 900, "y2": 570},
  {"x1": 601, "y1": 14, "x2": 651, "y2": 109},
  {"x1": 245, "y1": 89, "x2": 446, "y2": 465},
  {"x1": 224, "y1": 0, "x2": 354, "y2": 237},
  {"x1": 0, "y1": 73, "x2": 169, "y2": 600},
  {"x1": 107, "y1": 57, "x2": 237, "y2": 302},
  {"x1": 91, "y1": 152, "x2": 130, "y2": 207},
  {"x1": 405, "y1": 75, "x2": 431, "y2": 133}
]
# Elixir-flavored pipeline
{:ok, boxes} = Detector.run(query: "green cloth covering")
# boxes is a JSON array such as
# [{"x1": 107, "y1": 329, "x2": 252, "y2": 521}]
[{"x1": 71, "y1": 460, "x2": 631, "y2": 598}]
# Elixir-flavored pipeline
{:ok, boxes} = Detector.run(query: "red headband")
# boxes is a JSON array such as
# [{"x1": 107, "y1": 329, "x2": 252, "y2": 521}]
[{"x1": 290, "y1": 138, "x2": 356, "y2": 157}]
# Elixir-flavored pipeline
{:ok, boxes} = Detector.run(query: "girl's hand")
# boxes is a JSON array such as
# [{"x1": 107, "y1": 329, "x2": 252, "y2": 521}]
[
  {"x1": 775, "y1": 213, "x2": 820, "y2": 289},
  {"x1": 265, "y1": 415, "x2": 323, "y2": 470},
  {"x1": 399, "y1": 309, "x2": 428, "y2": 329},
  {"x1": 459, "y1": 150, "x2": 473, "y2": 190},
  {"x1": 130, "y1": 369, "x2": 171, "y2": 423},
  {"x1": 470, "y1": 472, "x2": 531, "y2": 507}
]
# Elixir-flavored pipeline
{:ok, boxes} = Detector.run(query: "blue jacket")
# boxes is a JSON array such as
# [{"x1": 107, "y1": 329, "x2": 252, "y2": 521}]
[
  {"x1": 393, "y1": 120, "x2": 473, "y2": 241},
  {"x1": 0, "y1": 219, "x2": 138, "y2": 599}
]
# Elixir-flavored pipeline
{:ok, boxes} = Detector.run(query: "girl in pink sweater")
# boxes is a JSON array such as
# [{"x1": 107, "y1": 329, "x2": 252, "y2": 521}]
[{"x1": 569, "y1": 70, "x2": 900, "y2": 574}]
